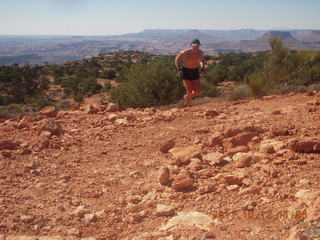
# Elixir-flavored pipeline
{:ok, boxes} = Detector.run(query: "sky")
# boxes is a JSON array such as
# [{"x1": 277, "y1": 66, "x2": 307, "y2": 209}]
[{"x1": 0, "y1": 0, "x2": 320, "y2": 35}]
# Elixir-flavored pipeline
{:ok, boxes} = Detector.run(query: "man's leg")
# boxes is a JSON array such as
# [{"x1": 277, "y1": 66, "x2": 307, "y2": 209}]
[
  {"x1": 183, "y1": 80, "x2": 193, "y2": 107},
  {"x1": 191, "y1": 79, "x2": 201, "y2": 97}
]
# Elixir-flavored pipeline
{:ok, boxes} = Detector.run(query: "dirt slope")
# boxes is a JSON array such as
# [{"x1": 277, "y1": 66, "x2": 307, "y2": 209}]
[{"x1": 1, "y1": 92, "x2": 320, "y2": 240}]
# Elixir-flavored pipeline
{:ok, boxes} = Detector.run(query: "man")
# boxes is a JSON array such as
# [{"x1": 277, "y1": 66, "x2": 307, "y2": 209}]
[{"x1": 175, "y1": 38, "x2": 205, "y2": 107}]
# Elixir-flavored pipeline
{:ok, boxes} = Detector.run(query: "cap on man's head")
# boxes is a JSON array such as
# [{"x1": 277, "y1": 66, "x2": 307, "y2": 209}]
[{"x1": 191, "y1": 38, "x2": 201, "y2": 46}]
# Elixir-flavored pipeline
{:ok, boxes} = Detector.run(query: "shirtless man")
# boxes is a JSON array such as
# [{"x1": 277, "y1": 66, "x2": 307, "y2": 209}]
[{"x1": 175, "y1": 39, "x2": 205, "y2": 107}]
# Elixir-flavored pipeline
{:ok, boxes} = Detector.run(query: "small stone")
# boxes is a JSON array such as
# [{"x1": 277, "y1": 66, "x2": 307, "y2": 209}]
[
  {"x1": 226, "y1": 185, "x2": 239, "y2": 191},
  {"x1": 83, "y1": 213, "x2": 97, "y2": 223},
  {"x1": 106, "y1": 103, "x2": 120, "y2": 112},
  {"x1": 205, "y1": 110, "x2": 219, "y2": 117},
  {"x1": 229, "y1": 132, "x2": 255, "y2": 147},
  {"x1": 20, "y1": 215, "x2": 34, "y2": 223},
  {"x1": 223, "y1": 172, "x2": 245, "y2": 185},
  {"x1": 203, "y1": 152, "x2": 224, "y2": 166},
  {"x1": 169, "y1": 145, "x2": 202, "y2": 165},
  {"x1": 72, "y1": 205, "x2": 89, "y2": 218},
  {"x1": 171, "y1": 171, "x2": 194, "y2": 191},
  {"x1": 20, "y1": 148, "x2": 32, "y2": 155},
  {"x1": 40, "y1": 131, "x2": 52, "y2": 138},
  {"x1": 233, "y1": 152, "x2": 252, "y2": 168},
  {"x1": 208, "y1": 134, "x2": 223, "y2": 146},
  {"x1": 158, "y1": 166, "x2": 170, "y2": 185},
  {"x1": 272, "y1": 110, "x2": 281, "y2": 115},
  {"x1": 85, "y1": 105, "x2": 99, "y2": 114},
  {"x1": 159, "y1": 139, "x2": 175, "y2": 153},
  {"x1": 39, "y1": 106, "x2": 58, "y2": 118},
  {"x1": 155, "y1": 204, "x2": 175, "y2": 217},
  {"x1": 238, "y1": 185, "x2": 261, "y2": 196}
]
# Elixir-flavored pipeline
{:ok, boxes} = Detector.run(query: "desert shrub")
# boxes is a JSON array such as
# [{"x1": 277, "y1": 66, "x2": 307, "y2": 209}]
[
  {"x1": 227, "y1": 85, "x2": 252, "y2": 101},
  {"x1": 0, "y1": 107, "x2": 12, "y2": 119},
  {"x1": 247, "y1": 73, "x2": 274, "y2": 97},
  {"x1": 0, "y1": 95, "x2": 13, "y2": 105},
  {"x1": 104, "y1": 81, "x2": 112, "y2": 92},
  {"x1": 271, "y1": 83, "x2": 307, "y2": 95},
  {"x1": 25, "y1": 94, "x2": 52, "y2": 111},
  {"x1": 61, "y1": 76, "x2": 101, "y2": 100},
  {"x1": 110, "y1": 56, "x2": 184, "y2": 109},
  {"x1": 205, "y1": 63, "x2": 228, "y2": 84},
  {"x1": 100, "y1": 69, "x2": 116, "y2": 79},
  {"x1": 200, "y1": 78, "x2": 220, "y2": 97}
]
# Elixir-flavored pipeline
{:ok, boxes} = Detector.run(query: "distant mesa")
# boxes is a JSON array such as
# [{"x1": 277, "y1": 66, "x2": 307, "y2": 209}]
[{"x1": 261, "y1": 31, "x2": 298, "y2": 42}]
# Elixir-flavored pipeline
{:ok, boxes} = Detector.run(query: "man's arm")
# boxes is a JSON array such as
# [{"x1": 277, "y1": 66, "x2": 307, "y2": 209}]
[
  {"x1": 175, "y1": 51, "x2": 184, "y2": 69},
  {"x1": 199, "y1": 50, "x2": 205, "y2": 69}
]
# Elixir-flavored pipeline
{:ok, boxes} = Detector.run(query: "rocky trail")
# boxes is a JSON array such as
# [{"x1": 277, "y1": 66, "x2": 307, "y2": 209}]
[{"x1": 1, "y1": 91, "x2": 320, "y2": 240}]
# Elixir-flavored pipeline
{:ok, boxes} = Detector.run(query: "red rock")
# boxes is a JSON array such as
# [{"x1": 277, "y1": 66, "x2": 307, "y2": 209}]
[
  {"x1": 242, "y1": 125, "x2": 265, "y2": 133},
  {"x1": 272, "y1": 110, "x2": 281, "y2": 115},
  {"x1": 158, "y1": 166, "x2": 170, "y2": 185},
  {"x1": 155, "y1": 204, "x2": 175, "y2": 216},
  {"x1": 0, "y1": 140, "x2": 21, "y2": 150},
  {"x1": 159, "y1": 139, "x2": 175, "y2": 153},
  {"x1": 238, "y1": 185, "x2": 261, "y2": 195},
  {"x1": 2, "y1": 150, "x2": 12, "y2": 158},
  {"x1": 85, "y1": 105, "x2": 99, "y2": 114},
  {"x1": 226, "y1": 146, "x2": 249, "y2": 156},
  {"x1": 169, "y1": 145, "x2": 202, "y2": 165},
  {"x1": 223, "y1": 127, "x2": 243, "y2": 138},
  {"x1": 233, "y1": 152, "x2": 252, "y2": 168},
  {"x1": 204, "y1": 110, "x2": 219, "y2": 117},
  {"x1": 208, "y1": 134, "x2": 223, "y2": 146},
  {"x1": 38, "y1": 119, "x2": 63, "y2": 136},
  {"x1": 229, "y1": 132, "x2": 255, "y2": 147},
  {"x1": 39, "y1": 106, "x2": 57, "y2": 118},
  {"x1": 171, "y1": 172, "x2": 194, "y2": 191},
  {"x1": 223, "y1": 172, "x2": 245, "y2": 185},
  {"x1": 289, "y1": 138, "x2": 320, "y2": 153},
  {"x1": 271, "y1": 127, "x2": 289, "y2": 136}
]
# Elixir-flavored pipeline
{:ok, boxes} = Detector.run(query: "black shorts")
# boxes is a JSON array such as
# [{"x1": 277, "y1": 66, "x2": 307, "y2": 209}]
[{"x1": 182, "y1": 67, "x2": 200, "y2": 81}]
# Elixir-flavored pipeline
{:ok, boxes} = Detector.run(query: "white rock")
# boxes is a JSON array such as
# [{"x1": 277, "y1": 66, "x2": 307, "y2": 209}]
[{"x1": 160, "y1": 211, "x2": 213, "y2": 231}]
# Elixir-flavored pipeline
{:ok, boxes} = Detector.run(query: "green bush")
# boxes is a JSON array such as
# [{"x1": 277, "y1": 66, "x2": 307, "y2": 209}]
[
  {"x1": 247, "y1": 73, "x2": 271, "y2": 97},
  {"x1": 227, "y1": 85, "x2": 252, "y2": 101},
  {"x1": 110, "y1": 56, "x2": 184, "y2": 109},
  {"x1": 100, "y1": 69, "x2": 116, "y2": 79},
  {"x1": 200, "y1": 78, "x2": 220, "y2": 97},
  {"x1": 104, "y1": 81, "x2": 112, "y2": 92}
]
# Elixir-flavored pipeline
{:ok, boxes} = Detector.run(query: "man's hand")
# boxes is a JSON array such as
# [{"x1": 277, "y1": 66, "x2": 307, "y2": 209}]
[
  {"x1": 177, "y1": 68, "x2": 183, "y2": 77},
  {"x1": 200, "y1": 68, "x2": 206, "y2": 76}
]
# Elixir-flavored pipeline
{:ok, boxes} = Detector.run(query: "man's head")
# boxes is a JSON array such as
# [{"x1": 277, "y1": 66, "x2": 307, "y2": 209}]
[{"x1": 191, "y1": 38, "x2": 201, "y2": 46}]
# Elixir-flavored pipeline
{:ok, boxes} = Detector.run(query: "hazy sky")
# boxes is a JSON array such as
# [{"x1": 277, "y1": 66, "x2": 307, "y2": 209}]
[{"x1": 0, "y1": 0, "x2": 319, "y2": 35}]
